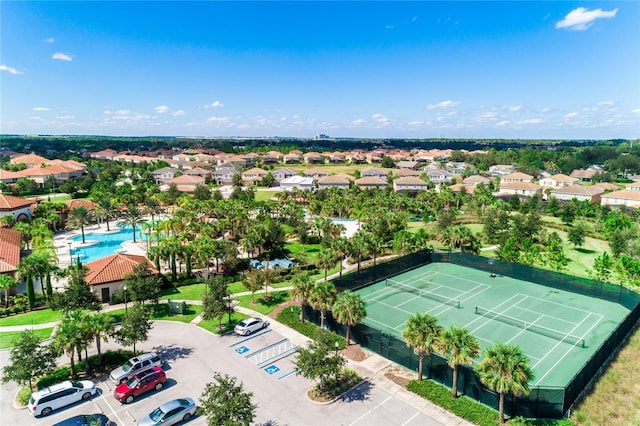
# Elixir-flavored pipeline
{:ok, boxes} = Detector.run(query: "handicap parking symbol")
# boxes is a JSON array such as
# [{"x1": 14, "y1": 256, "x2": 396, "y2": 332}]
[
  {"x1": 235, "y1": 346, "x2": 249, "y2": 354},
  {"x1": 264, "y1": 365, "x2": 280, "y2": 375}
]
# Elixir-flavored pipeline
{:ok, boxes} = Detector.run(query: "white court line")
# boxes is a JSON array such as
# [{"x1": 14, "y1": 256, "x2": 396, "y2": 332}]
[
  {"x1": 431, "y1": 281, "x2": 492, "y2": 317},
  {"x1": 506, "y1": 313, "x2": 545, "y2": 345},
  {"x1": 348, "y1": 396, "x2": 393, "y2": 426},
  {"x1": 432, "y1": 270, "x2": 495, "y2": 290},
  {"x1": 464, "y1": 294, "x2": 529, "y2": 333},
  {"x1": 365, "y1": 316, "x2": 407, "y2": 332},
  {"x1": 402, "y1": 411, "x2": 422, "y2": 426},
  {"x1": 511, "y1": 305, "x2": 580, "y2": 328},
  {"x1": 533, "y1": 314, "x2": 603, "y2": 386},
  {"x1": 517, "y1": 293, "x2": 606, "y2": 317}
]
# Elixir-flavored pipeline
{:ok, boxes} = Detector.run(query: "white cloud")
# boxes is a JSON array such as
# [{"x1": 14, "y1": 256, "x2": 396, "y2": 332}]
[
  {"x1": 348, "y1": 119, "x2": 367, "y2": 127},
  {"x1": 504, "y1": 105, "x2": 522, "y2": 112},
  {"x1": 426, "y1": 100, "x2": 460, "y2": 111},
  {"x1": 564, "y1": 112, "x2": 578, "y2": 119},
  {"x1": 172, "y1": 110, "x2": 185, "y2": 117},
  {"x1": 372, "y1": 113, "x2": 389, "y2": 124},
  {"x1": 0, "y1": 64, "x2": 23, "y2": 74},
  {"x1": 385, "y1": 25, "x2": 394, "y2": 30},
  {"x1": 632, "y1": 109, "x2": 640, "y2": 114},
  {"x1": 204, "y1": 101, "x2": 224, "y2": 109},
  {"x1": 540, "y1": 107, "x2": 550, "y2": 113},
  {"x1": 45, "y1": 38, "x2": 55, "y2": 43},
  {"x1": 496, "y1": 120, "x2": 510, "y2": 127},
  {"x1": 556, "y1": 7, "x2": 618, "y2": 31},
  {"x1": 155, "y1": 105, "x2": 170, "y2": 113},
  {"x1": 206, "y1": 116, "x2": 229, "y2": 124},
  {"x1": 52, "y1": 52, "x2": 73, "y2": 61},
  {"x1": 597, "y1": 101, "x2": 614, "y2": 106},
  {"x1": 518, "y1": 118, "x2": 543, "y2": 125},
  {"x1": 33, "y1": 107, "x2": 50, "y2": 111},
  {"x1": 56, "y1": 115, "x2": 75, "y2": 120}
]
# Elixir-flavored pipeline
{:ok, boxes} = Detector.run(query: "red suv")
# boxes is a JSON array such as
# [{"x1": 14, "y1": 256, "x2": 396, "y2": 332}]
[{"x1": 113, "y1": 366, "x2": 166, "y2": 404}]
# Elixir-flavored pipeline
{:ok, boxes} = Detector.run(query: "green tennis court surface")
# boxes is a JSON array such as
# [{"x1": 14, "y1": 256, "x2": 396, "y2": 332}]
[{"x1": 356, "y1": 262, "x2": 630, "y2": 388}]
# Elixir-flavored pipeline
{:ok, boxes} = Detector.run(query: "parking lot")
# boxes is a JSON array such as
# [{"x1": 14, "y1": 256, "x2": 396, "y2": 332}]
[{"x1": 1, "y1": 321, "x2": 446, "y2": 426}]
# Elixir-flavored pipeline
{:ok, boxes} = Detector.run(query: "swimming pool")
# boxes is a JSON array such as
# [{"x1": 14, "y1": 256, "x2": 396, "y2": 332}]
[{"x1": 69, "y1": 224, "x2": 148, "y2": 263}]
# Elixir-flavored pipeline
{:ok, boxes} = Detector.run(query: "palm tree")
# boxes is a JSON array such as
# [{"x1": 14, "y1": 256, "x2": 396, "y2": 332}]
[
  {"x1": 330, "y1": 237, "x2": 350, "y2": 277},
  {"x1": 475, "y1": 342, "x2": 535, "y2": 424},
  {"x1": 308, "y1": 281, "x2": 337, "y2": 329},
  {"x1": 332, "y1": 291, "x2": 366, "y2": 346},
  {"x1": 67, "y1": 206, "x2": 92, "y2": 243},
  {"x1": 94, "y1": 198, "x2": 118, "y2": 231},
  {"x1": 0, "y1": 275, "x2": 17, "y2": 308},
  {"x1": 315, "y1": 248, "x2": 336, "y2": 281},
  {"x1": 402, "y1": 312, "x2": 442, "y2": 381},
  {"x1": 122, "y1": 204, "x2": 144, "y2": 243},
  {"x1": 435, "y1": 325, "x2": 481, "y2": 398},
  {"x1": 17, "y1": 254, "x2": 41, "y2": 310},
  {"x1": 53, "y1": 310, "x2": 89, "y2": 377},
  {"x1": 85, "y1": 312, "x2": 115, "y2": 366},
  {"x1": 289, "y1": 272, "x2": 314, "y2": 322}
]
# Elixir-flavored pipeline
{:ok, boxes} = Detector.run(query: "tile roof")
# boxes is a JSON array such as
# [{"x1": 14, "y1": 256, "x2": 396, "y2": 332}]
[
  {"x1": 66, "y1": 200, "x2": 96, "y2": 211},
  {"x1": 551, "y1": 185, "x2": 604, "y2": 196},
  {"x1": 0, "y1": 228, "x2": 21, "y2": 273},
  {"x1": 9, "y1": 154, "x2": 49, "y2": 166},
  {"x1": 601, "y1": 189, "x2": 640, "y2": 202},
  {"x1": 0, "y1": 194, "x2": 34, "y2": 210},
  {"x1": 85, "y1": 254, "x2": 158, "y2": 286},
  {"x1": 394, "y1": 176, "x2": 428, "y2": 185}
]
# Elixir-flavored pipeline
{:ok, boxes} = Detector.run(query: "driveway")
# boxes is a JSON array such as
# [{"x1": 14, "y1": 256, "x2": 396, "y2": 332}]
[{"x1": 0, "y1": 321, "x2": 450, "y2": 426}]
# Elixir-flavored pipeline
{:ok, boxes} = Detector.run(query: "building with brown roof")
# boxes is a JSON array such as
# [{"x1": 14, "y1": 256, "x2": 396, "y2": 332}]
[
  {"x1": 0, "y1": 194, "x2": 34, "y2": 221},
  {"x1": 601, "y1": 189, "x2": 640, "y2": 209},
  {"x1": 497, "y1": 182, "x2": 543, "y2": 197},
  {"x1": 162, "y1": 175, "x2": 205, "y2": 193},
  {"x1": 9, "y1": 154, "x2": 49, "y2": 167},
  {"x1": 539, "y1": 174, "x2": 578, "y2": 189},
  {"x1": 85, "y1": 254, "x2": 158, "y2": 303},
  {"x1": 316, "y1": 174, "x2": 352, "y2": 190},
  {"x1": 393, "y1": 176, "x2": 429, "y2": 193},
  {"x1": 355, "y1": 176, "x2": 387, "y2": 190},
  {"x1": 550, "y1": 185, "x2": 604, "y2": 203},
  {"x1": 0, "y1": 228, "x2": 22, "y2": 277}
]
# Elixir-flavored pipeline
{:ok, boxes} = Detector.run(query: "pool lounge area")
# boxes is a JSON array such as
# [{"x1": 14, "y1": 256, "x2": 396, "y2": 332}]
[{"x1": 64, "y1": 224, "x2": 148, "y2": 264}]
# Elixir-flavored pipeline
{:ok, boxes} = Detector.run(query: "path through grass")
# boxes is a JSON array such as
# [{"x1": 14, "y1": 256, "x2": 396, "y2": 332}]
[{"x1": 0, "y1": 328, "x2": 54, "y2": 349}]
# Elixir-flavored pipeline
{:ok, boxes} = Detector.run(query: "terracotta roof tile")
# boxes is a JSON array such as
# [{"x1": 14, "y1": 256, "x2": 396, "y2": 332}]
[
  {"x1": 85, "y1": 254, "x2": 158, "y2": 286},
  {"x1": 0, "y1": 194, "x2": 34, "y2": 210},
  {"x1": 0, "y1": 228, "x2": 21, "y2": 273}
]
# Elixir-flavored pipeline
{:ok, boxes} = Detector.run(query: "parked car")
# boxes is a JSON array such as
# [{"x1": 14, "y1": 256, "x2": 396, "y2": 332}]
[
  {"x1": 114, "y1": 366, "x2": 166, "y2": 403},
  {"x1": 137, "y1": 397, "x2": 197, "y2": 426},
  {"x1": 53, "y1": 414, "x2": 116, "y2": 426},
  {"x1": 234, "y1": 317, "x2": 268, "y2": 336},
  {"x1": 28, "y1": 380, "x2": 97, "y2": 417},
  {"x1": 110, "y1": 352, "x2": 162, "y2": 384}
]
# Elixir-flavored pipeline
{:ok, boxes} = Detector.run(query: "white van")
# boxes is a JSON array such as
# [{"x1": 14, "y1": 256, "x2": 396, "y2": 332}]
[
  {"x1": 109, "y1": 352, "x2": 162, "y2": 384},
  {"x1": 28, "y1": 380, "x2": 97, "y2": 417}
]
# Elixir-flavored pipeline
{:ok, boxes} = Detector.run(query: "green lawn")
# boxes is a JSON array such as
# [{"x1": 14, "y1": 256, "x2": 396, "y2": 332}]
[
  {"x1": 106, "y1": 303, "x2": 202, "y2": 323},
  {"x1": 160, "y1": 284, "x2": 206, "y2": 300},
  {"x1": 0, "y1": 328, "x2": 54, "y2": 349},
  {"x1": 198, "y1": 311, "x2": 248, "y2": 334},
  {"x1": 0, "y1": 309, "x2": 62, "y2": 327},
  {"x1": 234, "y1": 290, "x2": 290, "y2": 315},
  {"x1": 254, "y1": 190, "x2": 279, "y2": 202}
]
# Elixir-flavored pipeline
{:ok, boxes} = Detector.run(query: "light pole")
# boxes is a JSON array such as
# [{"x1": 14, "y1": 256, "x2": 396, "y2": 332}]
[
  {"x1": 334, "y1": 341, "x2": 339, "y2": 356},
  {"x1": 67, "y1": 242, "x2": 73, "y2": 263},
  {"x1": 489, "y1": 259, "x2": 496, "y2": 278},
  {"x1": 123, "y1": 285, "x2": 128, "y2": 314},
  {"x1": 290, "y1": 306, "x2": 295, "y2": 324}
]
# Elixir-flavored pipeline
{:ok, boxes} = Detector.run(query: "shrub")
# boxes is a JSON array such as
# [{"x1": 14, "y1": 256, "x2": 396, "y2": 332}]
[
  {"x1": 37, "y1": 367, "x2": 71, "y2": 389},
  {"x1": 276, "y1": 306, "x2": 345, "y2": 348},
  {"x1": 17, "y1": 386, "x2": 32, "y2": 406}
]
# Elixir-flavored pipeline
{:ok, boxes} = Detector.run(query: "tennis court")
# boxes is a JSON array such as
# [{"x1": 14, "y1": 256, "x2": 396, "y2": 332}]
[{"x1": 356, "y1": 262, "x2": 631, "y2": 388}]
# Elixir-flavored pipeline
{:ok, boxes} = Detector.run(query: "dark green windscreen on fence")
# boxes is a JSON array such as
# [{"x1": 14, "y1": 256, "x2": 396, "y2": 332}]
[{"x1": 311, "y1": 251, "x2": 640, "y2": 419}]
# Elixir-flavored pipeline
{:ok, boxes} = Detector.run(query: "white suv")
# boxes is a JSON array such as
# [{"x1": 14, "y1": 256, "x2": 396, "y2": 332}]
[
  {"x1": 28, "y1": 380, "x2": 97, "y2": 417},
  {"x1": 109, "y1": 352, "x2": 162, "y2": 384}
]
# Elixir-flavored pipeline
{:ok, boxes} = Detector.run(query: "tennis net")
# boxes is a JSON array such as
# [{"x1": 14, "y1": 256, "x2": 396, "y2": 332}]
[
  {"x1": 474, "y1": 306, "x2": 585, "y2": 347},
  {"x1": 386, "y1": 278, "x2": 461, "y2": 308}
]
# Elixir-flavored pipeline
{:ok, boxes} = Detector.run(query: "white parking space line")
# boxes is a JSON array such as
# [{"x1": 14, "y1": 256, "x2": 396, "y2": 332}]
[
  {"x1": 348, "y1": 396, "x2": 392, "y2": 426},
  {"x1": 402, "y1": 411, "x2": 421, "y2": 426}
]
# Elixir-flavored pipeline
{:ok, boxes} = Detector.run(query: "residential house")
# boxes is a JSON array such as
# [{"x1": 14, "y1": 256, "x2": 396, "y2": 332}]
[
  {"x1": 539, "y1": 174, "x2": 578, "y2": 189},
  {"x1": 241, "y1": 167, "x2": 269, "y2": 185},
  {"x1": 0, "y1": 194, "x2": 34, "y2": 221},
  {"x1": 463, "y1": 175, "x2": 491, "y2": 187},
  {"x1": 0, "y1": 169, "x2": 22, "y2": 185},
  {"x1": 498, "y1": 182, "x2": 543, "y2": 197},
  {"x1": 393, "y1": 176, "x2": 429, "y2": 193},
  {"x1": 0, "y1": 227, "x2": 21, "y2": 279},
  {"x1": 272, "y1": 168, "x2": 297, "y2": 183},
  {"x1": 85, "y1": 254, "x2": 159, "y2": 303},
  {"x1": 425, "y1": 168, "x2": 454, "y2": 185},
  {"x1": 163, "y1": 175, "x2": 205, "y2": 193},
  {"x1": 89, "y1": 149, "x2": 118, "y2": 160},
  {"x1": 211, "y1": 163, "x2": 242, "y2": 185},
  {"x1": 283, "y1": 152, "x2": 302, "y2": 164},
  {"x1": 392, "y1": 168, "x2": 421, "y2": 178},
  {"x1": 570, "y1": 169, "x2": 598, "y2": 182},
  {"x1": 303, "y1": 152, "x2": 323, "y2": 164},
  {"x1": 355, "y1": 176, "x2": 387, "y2": 190},
  {"x1": 316, "y1": 174, "x2": 352, "y2": 190},
  {"x1": 487, "y1": 165, "x2": 516, "y2": 177},
  {"x1": 592, "y1": 182, "x2": 620, "y2": 192},
  {"x1": 445, "y1": 162, "x2": 474, "y2": 175},
  {"x1": 152, "y1": 167, "x2": 180, "y2": 184},
  {"x1": 550, "y1": 185, "x2": 604, "y2": 203},
  {"x1": 360, "y1": 168, "x2": 388, "y2": 179},
  {"x1": 303, "y1": 168, "x2": 328, "y2": 180},
  {"x1": 9, "y1": 154, "x2": 49, "y2": 167},
  {"x1": 601, "y1": 189, "x2": 640, "y2": 209},
  {"x1": 501, "y1": 172, "x2": 534, "y2": 184},
  {"x1": 184, "y1": 167, "x2": 212, "y2": 179},
  {"x1": 279, "y1": 175, "x2": 314, "y2": 191},
  {"x1": 396, "y1": 161, "x2": 420, "y2": 170}
]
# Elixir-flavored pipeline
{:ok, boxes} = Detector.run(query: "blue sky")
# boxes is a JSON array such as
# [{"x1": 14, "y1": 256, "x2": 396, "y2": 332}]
[{"x1": 1, "y1": 1, "x2": 638, "y2": 139}]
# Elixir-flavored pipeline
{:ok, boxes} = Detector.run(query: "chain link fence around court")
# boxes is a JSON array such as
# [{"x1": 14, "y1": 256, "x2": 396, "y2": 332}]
[{"x1": 315, "y1": 250, "x2": 640, "y2": 419}]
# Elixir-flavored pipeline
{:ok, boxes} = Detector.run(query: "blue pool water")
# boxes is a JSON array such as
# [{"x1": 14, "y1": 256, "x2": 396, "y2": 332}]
[{"x1": 69, "y1": 225, "x2": 148, "y2": 263}]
